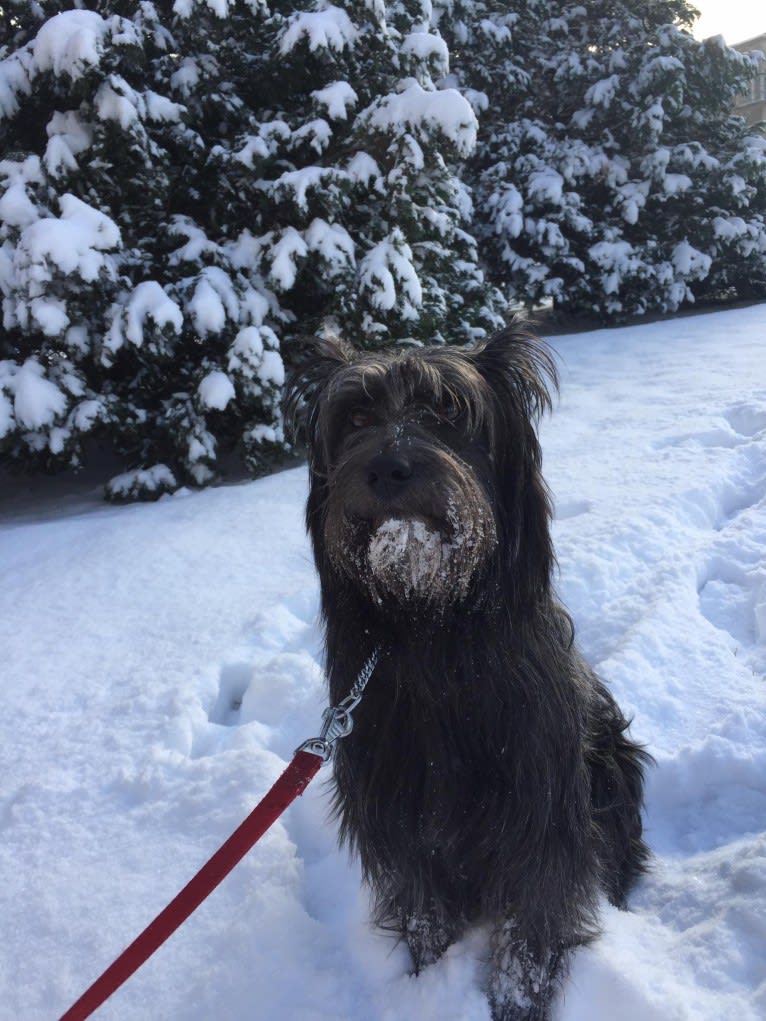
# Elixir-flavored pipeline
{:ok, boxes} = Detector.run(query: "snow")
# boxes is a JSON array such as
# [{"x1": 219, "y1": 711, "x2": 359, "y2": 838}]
[
  {"x1": 585, "y1": 75, "x2": 620, "y2": 108},
  {"x1": 364, "y1": 81, "x2": 478, "y2": 158},
  {"x1": 0, "y1": 46, "x2": 34, "y2": 121},
  {"x1": 487, "y1": 182, "x2": 524, "y2": 239},
  {"x1": 366, "y1": 507, "x2": 491, "y2": 605},
  {"x1": 663, "y1": 173, "x2": 692, "y2": 196},
  {"x1": 105, "y1": 280, "x2": 183, "y2": 355},
  {"x1": 192, "y1": 269, "x2": 248, "y2": 341},
  {"x1": 169, "y1": 56, "x2": 201, "y2": 95},
  {"x1": 29, "y1": 295, "x2": 69, "y2": 336},
  {"x1": 368, "y1": 518, "x2": 445, "y2": 594},
  {"x1": 401, "y1": 32, "x2": 450, "y2": 76},
  {"x1": 198, "y1": 370, "x2": 236, "y2": 412},
  {"x1": 232, "y1": 121, "x2": 291, "y2": 169},
  {"x1": 713, "y1": 216, "x2": 748, "y2": 241},
  {"x1": 672, "y1": 240, "x2": 712, "y2": 280},
  {"x1": 105, "y1": 464, "x2": 178, "y2": 502},
  {"x1": 292, "y1": 118, "x2": 333, "y2": 155},
  {"x1": 359, "y1": 229, "x2": 423, "y2": 317},
  {"x1": 724, "y1": 174, "x2": 748, "y2": 200},
  {"x1": 189, "y1": 271, "x2": 234, "y2": 336},
  {"x1": 173, "y1": 0, "x2": 235, "y2": 17},
  {"x1": 248, "y1": 422, "x2": 282, "y2": 445},
  {"x1": 225, "y1": 326, "x2": 284, "y2": 393},
  {"x1": 144, "y1": 90, "x2": 184, "y2": 123},
  {"x1": 32, "y1": 11, "x2": 108, "y2": 80},
  {"x1": 0, "y1": 387, "x2": 14, "y2": 438},
  {"x1": 304, "y1": 218, "x2": 356, "y2": 274},
  {"x1": 95, "y1": 76, "x2": 141, "y2": 129},
  {"x1": 16, "y1": 194, "x2": 121, "y2": 284},
  {"x1": 45, "y1": 111, "x2": 94, "y2": 178},
  {"x1": 279, "y1": 7, "x2": 359, "y2": 57},
  {"x1": 227, "y1": 326, "x2": 262, "y2": 369},
  {"x1": 268, "y1": 227, "x2": 309, "y2": 290},
  {"x1": 527, "y1": 168, "x2": 565, "y2": 205},
  {"x1": 271, "y1": 166, "x2": 334, "y2": 214},
  {"x1": 258, "y1": 350, "x2": 285, "y2": 387},
  {"x1": 1, "y1": 305, "x2": 765, "y2": 1019},
  {"x1": 587, "y1": 240, "x2": 640, "y2": 294},
  {"x1": 617, "y1": 182, "x2": 649, "y2": 226},
  {"x1": 346, "y1": 151, "x2": 381, "y2": 186},
  {"x1": 168, "y1": 216, "x2": 219, "y2": 265},
  {"x1": 95, "y1": 76, "x2": 184, "y2": 130},
  {"x1": 0, "y1": 162, "x2": 40, "y2": 228},
  {"x1": 7, "y1": 357, "x2": 67, "y2": 429},
  {"x1": 311, "y1": 81, "x2": 358, "y2": 121}
]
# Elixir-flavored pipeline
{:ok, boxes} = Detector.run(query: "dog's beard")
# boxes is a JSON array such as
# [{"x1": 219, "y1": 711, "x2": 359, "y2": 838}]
[
  {"x1": 324, "y1": 471, "x2": 498, "y2": 610},
  {"x1": 368, "y1": 518, "x2": 444, "y2": 594}
]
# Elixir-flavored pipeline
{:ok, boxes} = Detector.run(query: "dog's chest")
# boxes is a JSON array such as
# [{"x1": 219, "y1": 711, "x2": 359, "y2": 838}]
[{"x1": 347, "y1": 662, "x2": 517, "y2": 821}]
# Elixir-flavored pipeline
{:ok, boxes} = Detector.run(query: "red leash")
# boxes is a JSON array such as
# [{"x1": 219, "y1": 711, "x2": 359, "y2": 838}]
[
  {"x1": 59, "y1": 751, "x2": 322, "y2": 1021},
  {"x1": 58, "y1": 647, "x2": 380, "y2": 1021}
]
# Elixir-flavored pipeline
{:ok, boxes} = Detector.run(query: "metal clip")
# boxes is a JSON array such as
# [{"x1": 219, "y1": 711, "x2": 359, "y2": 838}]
[{"x1": 297, "y1": 647, "x2": 381, "y2": 762}]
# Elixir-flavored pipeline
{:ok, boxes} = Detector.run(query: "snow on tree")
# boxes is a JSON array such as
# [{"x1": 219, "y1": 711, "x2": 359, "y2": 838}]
[
  {"x1": 229, "y1": 0, "x2": 506, "y2": 346},
  {"x1": 438, "y1": 0, "x2": 766, "y2": 320},
  {"x1": 0, "y1": 1, "x2": 504, "y2": 499}
]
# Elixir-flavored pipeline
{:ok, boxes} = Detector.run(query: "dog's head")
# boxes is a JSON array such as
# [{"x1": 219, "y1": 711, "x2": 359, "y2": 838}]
[{"x1": 285, "y1": 324, "x2": 557, "y2": 617}]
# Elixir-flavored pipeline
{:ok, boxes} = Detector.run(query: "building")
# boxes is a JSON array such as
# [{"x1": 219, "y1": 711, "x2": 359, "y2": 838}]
[{"x1": 732, "y1": 34, "x2": 766, "y2": 126}]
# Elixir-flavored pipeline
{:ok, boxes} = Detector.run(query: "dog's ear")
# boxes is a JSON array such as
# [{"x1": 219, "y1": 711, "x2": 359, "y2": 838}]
[
  {"x1": 471, "y1": 321, "x2": 558, "y2": 422},
  {"x1": 471, "y1": 321, "x2": 558, "y2": 604},
  {"x1": 283, "y1": 334, "x2": 355, "y2": 445}
]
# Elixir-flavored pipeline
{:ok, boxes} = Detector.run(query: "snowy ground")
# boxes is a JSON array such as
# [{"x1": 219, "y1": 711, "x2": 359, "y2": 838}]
[{"x1": 1, "y1": 305, "x2": 764, "y2": 1021}]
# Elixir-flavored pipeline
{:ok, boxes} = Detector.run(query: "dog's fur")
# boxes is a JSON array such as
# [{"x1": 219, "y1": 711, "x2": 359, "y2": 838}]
[{"x1": 285, "y1": 324, "x2": 650, "y2": 1020}]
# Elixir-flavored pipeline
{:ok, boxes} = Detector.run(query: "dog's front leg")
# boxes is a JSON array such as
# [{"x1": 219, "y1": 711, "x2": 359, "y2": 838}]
[
  {"x1": 488, "y1": 919, "x2": 563, "y2": 1021},
  {"x1": 403, "y1": 910, "x2": 458, "y2": 974}
]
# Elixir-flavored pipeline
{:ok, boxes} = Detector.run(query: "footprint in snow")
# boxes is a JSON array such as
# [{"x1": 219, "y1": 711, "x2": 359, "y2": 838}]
[
  {"x1": 203, "y1": 596, "x2": 326, "y2": 759},
  {"x1": 652, "y1": 394, "x2": 766, "y2": 452},
  {"x1": 645, "y1": 709, "x2": 766, "y2": 855},
  {"x1": 695, "y1": 399, "x2": 766, "y2": 663},
  {"x1": 208, "y1": 662, "x2": 252, "y2": 727},
  {"x1": 723, "y1": 397, "x2": 766, "y2": 439}
]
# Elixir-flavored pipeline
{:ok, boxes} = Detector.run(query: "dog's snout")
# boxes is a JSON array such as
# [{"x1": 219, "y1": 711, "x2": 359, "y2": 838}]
[{"x1": 366, "y1": 452, "x2": 413, "y2": 493}]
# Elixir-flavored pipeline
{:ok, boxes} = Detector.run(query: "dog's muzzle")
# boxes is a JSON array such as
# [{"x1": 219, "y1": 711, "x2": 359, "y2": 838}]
[{"x1": 324, "y1": 442, "x2": 498, "y2": 610}]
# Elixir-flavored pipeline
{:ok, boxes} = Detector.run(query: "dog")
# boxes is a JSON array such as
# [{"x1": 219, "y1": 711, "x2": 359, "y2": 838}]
[{"x1": 285, "y1": 323, "x2": 650, "y2": 1020}]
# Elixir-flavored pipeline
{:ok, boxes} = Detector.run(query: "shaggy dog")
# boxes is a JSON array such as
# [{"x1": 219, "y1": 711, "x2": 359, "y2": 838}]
[{"x1": 285, "y1": 324, "x2": 650, "y2": 1020}]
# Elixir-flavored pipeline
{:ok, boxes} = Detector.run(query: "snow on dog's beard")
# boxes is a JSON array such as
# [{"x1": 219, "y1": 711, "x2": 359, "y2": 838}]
[
  {"x1": 367, "y1": 510, "x2": 495, "y2": 606},
  {"x1": 328, "y1": 493, "x2": 497, "y2": 610},
  {"x1": 368, "y1": 519, "x2": 445, "y2": 597}
]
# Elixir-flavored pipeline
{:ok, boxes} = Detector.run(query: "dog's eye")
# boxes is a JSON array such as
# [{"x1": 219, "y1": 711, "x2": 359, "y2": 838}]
[
  {"x1": 432, "y1": 396, "x2": 461, "y2": 424},
  {"x1": 416, "y1": 399, "x2": 460, "y2": 427},
  {"x1": 350, "y1": 408, "x2": 375, "y2": 429},
  {"x1": 442, "y1": 398, "x2": 461, "y2": 422}
]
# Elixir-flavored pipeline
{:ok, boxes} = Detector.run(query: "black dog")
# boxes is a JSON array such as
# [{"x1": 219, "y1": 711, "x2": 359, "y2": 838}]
[{"x1": 285, "y1": 324, "x2": 649, "y2": 1020}]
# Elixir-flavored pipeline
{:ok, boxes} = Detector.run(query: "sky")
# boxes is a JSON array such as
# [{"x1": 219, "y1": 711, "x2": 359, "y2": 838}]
[{"x1": 691, "y1": 0, "x2": 765, "y2": 44}]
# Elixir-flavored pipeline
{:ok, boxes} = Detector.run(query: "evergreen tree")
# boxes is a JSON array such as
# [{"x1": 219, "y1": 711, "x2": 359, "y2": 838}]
[
  {"x1": 0, "y1": 0, "x2": 504, "y2": 498},
  {"x1": 439, "y1": 0, "x2": 766, "y2": 320}
]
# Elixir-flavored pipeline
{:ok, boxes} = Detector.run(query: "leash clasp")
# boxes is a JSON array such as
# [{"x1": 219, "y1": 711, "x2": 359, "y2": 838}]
[{"x1": 297, "y1": 647, "x2": 380, "y2": 762}]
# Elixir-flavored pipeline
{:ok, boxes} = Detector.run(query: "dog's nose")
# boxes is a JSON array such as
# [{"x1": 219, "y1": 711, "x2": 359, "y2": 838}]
[{"x1": 366, "y1": 452, "x2": 413, "y2": 493}]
